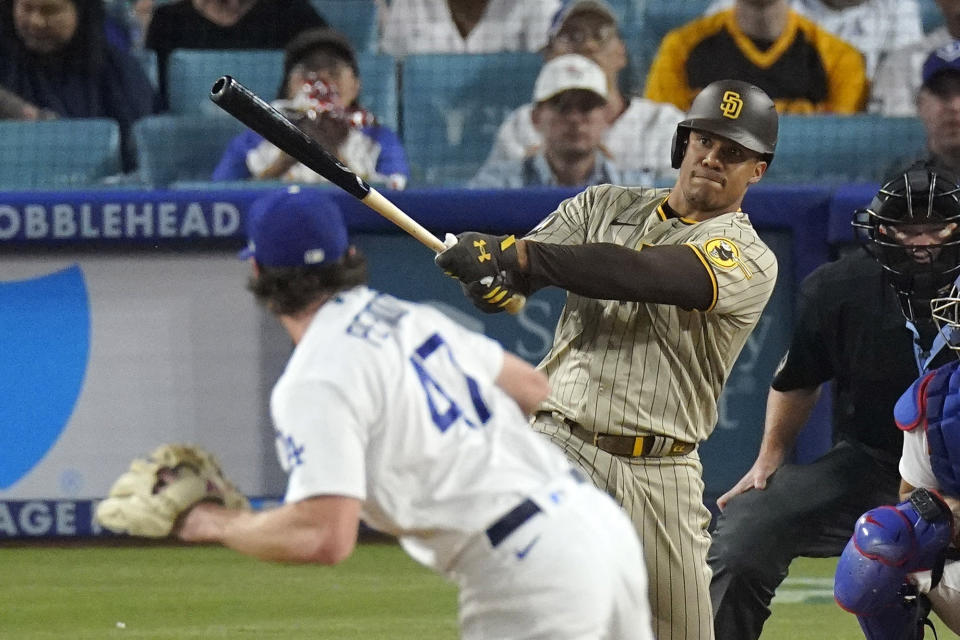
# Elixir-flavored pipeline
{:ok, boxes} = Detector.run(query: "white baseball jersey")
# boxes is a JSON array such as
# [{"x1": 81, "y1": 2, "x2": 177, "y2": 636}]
[
  {"x1": 270, "y1": 286, "x2": 655, "y2": 639},
  {"x1": 484, "y1": 97, "x2": 684, "y2": 183},
  {"x1": 899, "y1": 427, "x2": 960, "y2": 633},
  {"x1": 379, "y1": 0, "x2": 560, "y2": 56},
  {"x1": 274, "y1": 286, "x2": 569, "y2": 568}
]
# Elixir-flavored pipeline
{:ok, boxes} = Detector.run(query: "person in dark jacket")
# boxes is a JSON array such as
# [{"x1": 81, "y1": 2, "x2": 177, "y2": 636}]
[
  {"x1": 145, "y1": 0, "x2": 327, "y2": 105},
  {"x1": 0, "y1": 0, "x2": 158, "y2": 171}
]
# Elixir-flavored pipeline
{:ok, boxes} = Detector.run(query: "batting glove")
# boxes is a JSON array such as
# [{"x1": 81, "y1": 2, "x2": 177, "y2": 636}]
[
  {"x1": 435, "y1": 232, "x2": 520, "y2": 284},
  {"x1": 462, "y1": 275, "x2": 524, "y2": 314}
]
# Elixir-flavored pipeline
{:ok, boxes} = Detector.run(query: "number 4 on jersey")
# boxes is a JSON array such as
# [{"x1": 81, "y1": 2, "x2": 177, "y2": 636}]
[{"x1": 410, "y1": 333, "x2": 491, "y2": 432}]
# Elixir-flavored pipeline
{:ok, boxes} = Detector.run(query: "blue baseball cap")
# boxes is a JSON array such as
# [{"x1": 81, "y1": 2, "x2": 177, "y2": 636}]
[
  {"x1": 922, "y1": 41, "x2": 960, "y2": 90},
  {"x1": 239, "y1": 186, "x2": 349, "y2": 267}
]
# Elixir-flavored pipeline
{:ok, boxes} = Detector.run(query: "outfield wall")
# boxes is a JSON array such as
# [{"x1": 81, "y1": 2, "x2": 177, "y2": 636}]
[{"x1": 0, "y1": 184, "x2": 876, "y2": 538}]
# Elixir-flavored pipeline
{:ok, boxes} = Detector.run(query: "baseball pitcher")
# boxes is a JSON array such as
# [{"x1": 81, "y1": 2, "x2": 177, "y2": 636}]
[{"x1": 98, "y1": 187, "x2": 654, "y2": 640}]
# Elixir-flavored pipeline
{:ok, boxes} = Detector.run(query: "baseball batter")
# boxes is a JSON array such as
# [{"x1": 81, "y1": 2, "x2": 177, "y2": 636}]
[
  {"x1": 437, "y1": 79, "x2": 780, "y2": 640},
  {"x1": 174, "y1": 187, "x2": 654, "y2": 640}
]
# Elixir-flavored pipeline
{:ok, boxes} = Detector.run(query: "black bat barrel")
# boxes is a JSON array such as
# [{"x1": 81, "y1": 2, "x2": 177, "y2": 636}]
[{"x1": 209, "y1": 76, "x2": 371, "y2": 200}]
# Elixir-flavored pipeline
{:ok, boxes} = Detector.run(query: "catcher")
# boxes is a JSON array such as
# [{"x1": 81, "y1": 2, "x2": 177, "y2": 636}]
[{"x1": 97, "y1": 186, "x2": 654, "y2": 640}]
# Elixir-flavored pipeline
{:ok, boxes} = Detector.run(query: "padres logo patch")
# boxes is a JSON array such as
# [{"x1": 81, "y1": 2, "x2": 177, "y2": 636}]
[
  {"x1": 720, "y1": 91, "x2": 743, "y2": 119},
  {"x1": 704, "y1": 237, "x2": 752, "y2": 278}
]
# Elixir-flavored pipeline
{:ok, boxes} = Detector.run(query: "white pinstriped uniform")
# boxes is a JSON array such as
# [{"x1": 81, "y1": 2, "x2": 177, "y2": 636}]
[{"x1": 526, "y1": 185, "x2": 778, "y2": 640}]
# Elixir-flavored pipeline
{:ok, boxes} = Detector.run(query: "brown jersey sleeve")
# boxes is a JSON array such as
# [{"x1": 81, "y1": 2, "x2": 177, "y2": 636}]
[{"x1": 522, "y1": 241, "x2": 714, "y2": 309}]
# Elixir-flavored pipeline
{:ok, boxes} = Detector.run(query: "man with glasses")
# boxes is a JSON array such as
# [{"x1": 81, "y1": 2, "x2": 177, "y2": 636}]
[
  {"x1": 470, "y1": 54, "x2": 634, "y2": 188},
  {"x1": 481, "y1": 0, "x2": 684, "y2": 185}
]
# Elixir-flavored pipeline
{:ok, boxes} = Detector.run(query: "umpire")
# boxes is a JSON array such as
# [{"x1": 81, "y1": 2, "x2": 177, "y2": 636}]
[
  {"x1": 709, "y1": 160, "x2": 960, "y2": 639},
  {"x1": 437, "y1": 79, "x2": 779, "y2": 640}
]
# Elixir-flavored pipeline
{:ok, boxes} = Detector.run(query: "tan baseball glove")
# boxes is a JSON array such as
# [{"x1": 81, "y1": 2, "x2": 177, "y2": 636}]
[{"x1": 95, "y1": 444, "x2": 250, "y2": 538}]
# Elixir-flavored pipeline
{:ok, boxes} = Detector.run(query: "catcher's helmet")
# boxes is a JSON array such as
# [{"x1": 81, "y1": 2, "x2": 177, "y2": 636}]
[
  {"x1": 852, "y1": 160, "x2": 960, "y2": 321},
  {"x1": 670, "y1": 80, "x2": 778, "y2": 169}
]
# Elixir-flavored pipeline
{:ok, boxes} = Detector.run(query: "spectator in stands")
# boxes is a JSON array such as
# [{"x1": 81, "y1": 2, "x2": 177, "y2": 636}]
[
  {"x1": 379, "y1": 0, "x2": 561, "y2": 56},
  {"x1": 213, "y1": 27, "x2": 409, "y2": 190},
  {"x1": 871, "y1": 0, "x2": 960, "y2": 116},
  {"x1": 146, "y1": 0, "x2": 327, "y2": 104},
  {"x1": 645, "y1": 0, "x2": 868, "y2": 113},
  {"x1": 0, "y1": 85, "x2": 56, "y2": 119},
  {"x1": 705, "y1": 0, "x2": 923, "y2": 80},
  {"x1": 0, "y1": 0, "x2": 158, "y2": 170},
  {"x1": 484, "y1": 0, "x2": 683, "y2": 186},
  {"x1": 469, "y1": 54, "x2": 628, "y2": 189},
  {"x1": 915, "y1": 44, "x2": 960, "y2": 176}
]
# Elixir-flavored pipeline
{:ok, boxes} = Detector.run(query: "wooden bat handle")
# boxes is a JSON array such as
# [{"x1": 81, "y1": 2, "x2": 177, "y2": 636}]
[
  {"x1": 361, "y1": 189, "x2": 525, "y2": 314},
  {"x1": 361, "y1": 189, "x2": 445, "y2": 252}
]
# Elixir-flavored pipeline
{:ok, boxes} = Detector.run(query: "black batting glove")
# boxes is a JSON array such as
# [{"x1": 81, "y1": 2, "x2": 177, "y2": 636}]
[
  {"x1": 462, "y1": 275, "x2": 522, "y2": 314},
  {"x1": 435, "y1": 232, "x2": 520, "y2": 284}
]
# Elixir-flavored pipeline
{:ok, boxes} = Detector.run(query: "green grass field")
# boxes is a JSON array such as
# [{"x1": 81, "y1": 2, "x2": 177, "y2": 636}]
[{"x1": 0, "y1": 542, "x2": 956, "y2": 639}]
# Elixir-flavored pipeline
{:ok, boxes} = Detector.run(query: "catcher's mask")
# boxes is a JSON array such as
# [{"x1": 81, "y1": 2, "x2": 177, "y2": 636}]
[
  {"x1": 670, "y1": 79, "x2": 778, "y2": 169},
  {"x1": 852, "y1": 161, "x2": 960, "y2": 322},
  {"x1": 931, "y1": 282, "x2": 960, "y2": 354}
]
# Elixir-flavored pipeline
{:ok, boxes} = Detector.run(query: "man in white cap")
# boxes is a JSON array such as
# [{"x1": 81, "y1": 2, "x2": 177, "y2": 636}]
[
  {"x1": 470, "y1": 53, "x2": 630, "y2": 188},
  {"x1": 483, "y1": 0, "x2": 683, "y2": 185}
]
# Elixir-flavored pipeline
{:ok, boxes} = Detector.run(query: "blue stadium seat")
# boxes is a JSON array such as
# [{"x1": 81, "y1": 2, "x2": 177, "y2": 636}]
[
  {"x1": 133, "y1": 114, "x2": 246, "y2": 187},
  {"x1": 310, "y1": 0, "x2": 379, "y2": 52},
  {"x1": 0, "y1": 119, "x2": 121, "y2": 190},
  {"x1": 763, "y1": 115, "x2": 928, "y2": 184},
  {"x1": 630, "y1": 0, "x2": 712, "y2": 76},
  {"x1": 918, "y1": 0, "x2": 945, "y2": 33},
  {"x1": 165, "y1": 49, "x2": 398, "y2": 130},
  {"x1": 642, "y1": 0, "x2": 713, "y2": 37},
  {"x1": 356, "y1": 53, "x2": 399, "y2": 131},
  {"x1": 400, "y1": 52, "x2": 543, "y2": 186},
  {"x1": 167, "y1": 49, "x2": 285, "y2": 115}
]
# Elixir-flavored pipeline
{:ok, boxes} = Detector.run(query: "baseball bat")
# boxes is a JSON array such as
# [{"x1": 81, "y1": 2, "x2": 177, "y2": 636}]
[{"x1": 209, "y1": 75, "x2": 524, "y2": 314}]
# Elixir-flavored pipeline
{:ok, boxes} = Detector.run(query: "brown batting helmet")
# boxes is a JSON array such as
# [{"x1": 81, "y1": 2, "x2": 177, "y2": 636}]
[{"x1": 670, "y1": 80, "x2": 779, "y2": 169}]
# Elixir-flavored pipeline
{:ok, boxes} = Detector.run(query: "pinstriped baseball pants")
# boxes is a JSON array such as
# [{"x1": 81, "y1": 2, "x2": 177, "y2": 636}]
[{"x1": 532, "y1": 415, "x2": 714, "y2": 640}]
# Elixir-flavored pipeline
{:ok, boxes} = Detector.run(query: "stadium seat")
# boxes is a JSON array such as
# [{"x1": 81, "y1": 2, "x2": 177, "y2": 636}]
[
  {"x1": 355, "y1": 53, "x2": 399, "y2": 131},
  {"x1": 310, "y1": 0, "x2": 379, "y2": 52},
  {"x1": 918, "y1": 0, "x2": 945, "y2": 33},
  {"x1": 133, "y1": 114, "x2": 246, "y2": 187},
  {"x1": 0, "y1": 119, "x2": 122, "y2": 190},
  {"x1": 629, "y1": 0, "x2": 712, "y2": 76},
  {"x1": 763, "y1": 115, "x2": 928, "y2": 184},
  {"x1": 166, "y1": 49, "x2": 284, "y2": 115},
  {"x1": 400, "y1": 52, "x2": 543, "y2": 186},
  {"x1": 165, "y1": 49, "x2": 398, "y2": 130}
]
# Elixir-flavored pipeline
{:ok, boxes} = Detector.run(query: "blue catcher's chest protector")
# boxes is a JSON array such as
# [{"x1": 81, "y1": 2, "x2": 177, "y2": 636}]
[{"x1": 894, "y1": 359, "x2": 960, "y2": 496}]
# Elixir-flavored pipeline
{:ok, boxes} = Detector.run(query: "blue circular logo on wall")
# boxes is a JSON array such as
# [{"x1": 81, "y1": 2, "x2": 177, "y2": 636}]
[{"x1": 0, "y1": 265, "x2": 90, "y2": 489}]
